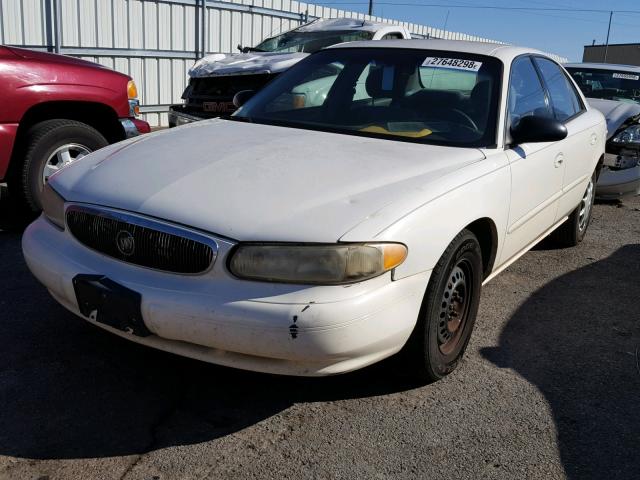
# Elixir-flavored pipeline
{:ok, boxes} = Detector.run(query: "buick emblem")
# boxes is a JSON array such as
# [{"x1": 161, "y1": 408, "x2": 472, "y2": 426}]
[{"x1": 116, "y1": 230, "x2": 135, "y2": 256}]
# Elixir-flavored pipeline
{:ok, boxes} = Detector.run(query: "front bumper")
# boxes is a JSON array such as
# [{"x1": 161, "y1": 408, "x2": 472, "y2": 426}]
[
  {"x1": 22, "y1": 215, "x2": 428, "y2": 376},
  {"x1": 168, "y1": 106, "x2": 205, "y2": 128},
  {"x1": 119, "y1": 118, "x2": 151, "y2": 138},
  {"x1": 596, "y1": 153, "x2": 640, "y2": 199}
]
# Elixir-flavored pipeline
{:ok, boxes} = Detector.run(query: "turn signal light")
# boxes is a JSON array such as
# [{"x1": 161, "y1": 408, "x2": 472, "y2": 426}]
[{"x1": 127, "y1": 80, "x2": 138, "y2": 100}]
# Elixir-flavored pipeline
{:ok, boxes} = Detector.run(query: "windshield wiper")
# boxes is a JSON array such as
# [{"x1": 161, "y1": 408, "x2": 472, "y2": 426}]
[
  {"x1": 237, "y1": 44, "x2": 266, "y2": 53},
  {"x1": 225, "y1": 115, "x2": 252, "y2": 123}
]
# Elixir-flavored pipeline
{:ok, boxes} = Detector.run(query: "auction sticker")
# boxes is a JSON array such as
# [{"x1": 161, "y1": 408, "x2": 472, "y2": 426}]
[
  {"x1": 612, "y1": 72, "x2": 639, "y2": 81},
  {"x1": 422, "y1": 57, "x2": 482, "y2": 71}
]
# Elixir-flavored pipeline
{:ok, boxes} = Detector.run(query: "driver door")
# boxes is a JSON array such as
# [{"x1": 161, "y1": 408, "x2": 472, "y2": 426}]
[{"x1": 499, "y1": 56, "x2": 566, "y2": 264}]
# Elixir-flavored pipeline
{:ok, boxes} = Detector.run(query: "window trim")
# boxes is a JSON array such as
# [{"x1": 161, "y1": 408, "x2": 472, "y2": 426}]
[{"x1": 531, "y1": 55, "x2": 586, "y2": 124}]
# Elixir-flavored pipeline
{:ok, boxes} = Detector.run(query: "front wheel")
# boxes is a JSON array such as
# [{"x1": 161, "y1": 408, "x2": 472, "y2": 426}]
[
  {"x1": 402, "y1": 230, "x2": 483, "y2": 382},
  {"x1": 8, "y1": 119, "x2": 108, "y2": 212}
]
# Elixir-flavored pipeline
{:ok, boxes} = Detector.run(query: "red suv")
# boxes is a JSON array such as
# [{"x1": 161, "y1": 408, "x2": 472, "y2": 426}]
[{"x1": 0, "y1": 46, "x2": 150, "y2": 212}]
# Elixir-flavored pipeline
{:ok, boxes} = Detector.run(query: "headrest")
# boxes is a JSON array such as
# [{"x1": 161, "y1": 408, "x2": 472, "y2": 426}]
[{"x1": 365, "y1": 64, "x2": 398, "y2": 98}]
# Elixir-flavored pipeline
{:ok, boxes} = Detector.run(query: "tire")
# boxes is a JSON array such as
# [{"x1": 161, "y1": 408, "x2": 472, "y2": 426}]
[
  {"x1": 402, "y1": 230, "x2": 483, "y2": 382},
  {"x1": 8, "y1": 119, "x2": 108, "y2": 212},
  {"x1": 550, "y1": 170, "x2": 596, "y2": 248}
]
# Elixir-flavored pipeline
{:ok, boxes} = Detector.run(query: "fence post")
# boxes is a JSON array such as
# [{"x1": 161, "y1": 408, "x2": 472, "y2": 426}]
[
  {"x1": 52, "y1": 0, "x2": 62, "y2": 53},
  {"x1": 201, "y1": 0, "x2": 207, "y2": 56}
]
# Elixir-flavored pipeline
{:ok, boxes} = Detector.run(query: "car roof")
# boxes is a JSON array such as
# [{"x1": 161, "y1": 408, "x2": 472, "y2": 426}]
[
  {"x1": 564, "y1": 62, "x2": 640, "y2": 73},
  {"x1": 327, "y1": 39, "x2": 547, "y2": 62},
  {"x1": 296, "y1": 18, "x2": 406, "y2": 33}
]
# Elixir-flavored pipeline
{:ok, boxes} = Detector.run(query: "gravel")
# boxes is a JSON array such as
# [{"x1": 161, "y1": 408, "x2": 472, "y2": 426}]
[{"x1": 0, "y1": 195, "x2": 638, "y2": 480}]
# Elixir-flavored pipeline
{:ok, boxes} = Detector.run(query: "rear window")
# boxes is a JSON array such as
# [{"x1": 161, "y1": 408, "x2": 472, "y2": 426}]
[{"x1": 419, "y1": 67, "x2": 478, "y2": 92}]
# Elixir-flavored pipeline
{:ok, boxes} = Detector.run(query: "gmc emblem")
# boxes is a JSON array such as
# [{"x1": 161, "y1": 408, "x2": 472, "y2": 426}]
[{"x1": 202, "y1": 101, "x2": 236, "y2": 113}]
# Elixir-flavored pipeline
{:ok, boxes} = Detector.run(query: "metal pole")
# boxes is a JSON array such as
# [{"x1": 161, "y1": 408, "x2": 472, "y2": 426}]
[
  {"x1": 603, "y1": 10, "x2": 612, "y2": 63},
  {"x1": 202, "y1": 0, "x2": 207, "y2": 56},
  {"x1": 54, "y1": 0, "x2": 62, "y2": 54},
  {"x1": 44, "y1": 0, "x2": 54, "y2": 52},
  {"x1": 368, "y1": 0, "x2": 373, "y2": 16}
]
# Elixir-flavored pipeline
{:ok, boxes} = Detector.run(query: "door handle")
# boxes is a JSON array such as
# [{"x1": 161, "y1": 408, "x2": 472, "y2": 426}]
[{"x1": 554, "y1": 153, "x2": 564, "y2": 168}]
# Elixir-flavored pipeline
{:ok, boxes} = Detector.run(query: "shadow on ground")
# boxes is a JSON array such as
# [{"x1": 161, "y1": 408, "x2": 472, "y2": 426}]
[
  {"x1": 0, "y1": 206, "x2": 419, "y2": 460},
  {"x1": 482, "y1": 245, "x2": 640, "y2": 479}
]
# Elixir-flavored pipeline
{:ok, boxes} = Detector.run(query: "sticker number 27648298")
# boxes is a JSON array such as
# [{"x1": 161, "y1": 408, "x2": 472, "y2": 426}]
[{"x1": 422, "y1": 57, "x2": 482, "y2": 72}]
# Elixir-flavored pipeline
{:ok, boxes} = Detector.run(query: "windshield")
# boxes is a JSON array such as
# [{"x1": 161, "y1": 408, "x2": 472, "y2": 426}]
[
  {"x1": 254, "y1": 30, "x2": 374, "y2": 53},
  {"x1": 233, "y1": 48, "x2": 502, "y2": 147},
  {"x1": 566, "y1": 67, "x2": 640, "y2": 104}
]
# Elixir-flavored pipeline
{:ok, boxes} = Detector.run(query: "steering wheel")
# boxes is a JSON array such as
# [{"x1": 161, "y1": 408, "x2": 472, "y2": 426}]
[{"x1": 451, "y1": 109, "x2": 479, "y2": 131}]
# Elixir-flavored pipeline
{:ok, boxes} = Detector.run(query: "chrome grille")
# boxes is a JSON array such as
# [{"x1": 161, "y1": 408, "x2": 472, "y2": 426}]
[{"x1": 66, "y1": 206, "x2": 217, "y2": 274}]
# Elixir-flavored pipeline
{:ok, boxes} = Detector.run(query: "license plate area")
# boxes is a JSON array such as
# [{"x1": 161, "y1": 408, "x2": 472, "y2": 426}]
[{"x1": 72, "y1": 274, "x2": 151, "y2": 337}]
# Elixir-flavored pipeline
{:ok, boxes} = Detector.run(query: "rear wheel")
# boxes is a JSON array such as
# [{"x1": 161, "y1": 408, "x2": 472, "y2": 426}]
[
  {"x1": 550, "y1": 170, "x2": 596, "y2": 247},
  {"x1": 8, "y1": 119, "x2": 108, "y2": 212},
  {"x1": 403, "y1": 230, "x2": 483, "y2": 382}
]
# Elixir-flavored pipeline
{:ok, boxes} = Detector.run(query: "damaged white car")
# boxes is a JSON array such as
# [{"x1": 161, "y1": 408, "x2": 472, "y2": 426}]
[
  {"x1": 168, "y1": 18, "x2": 411, "y2": 126},
  {"x1": 24, "y1": 40, "x2": 605, "y2": 380},
  {"x1": 565, "y1": 63, "x2": 640, "y2": 198}
]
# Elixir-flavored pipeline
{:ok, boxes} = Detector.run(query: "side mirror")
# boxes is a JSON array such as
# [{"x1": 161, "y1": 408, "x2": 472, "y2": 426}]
[
  {"x1": 233, "y1": 90, "x2": 256, "y2": 108},
  {"x1": 510, "y1": 115, "x2": 568, "y2": 145}
]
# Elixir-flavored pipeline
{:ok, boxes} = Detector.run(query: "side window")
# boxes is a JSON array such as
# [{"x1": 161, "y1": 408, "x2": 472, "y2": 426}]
[
  {"x1": 534, "y1": 57, "x2": 583, "y2": 121},
  {"x1": 508, "y1": 56, "x2": 552, "y2": 127},
  {"x1": 419, "y1": 66, "x2": 477, "y2": 92},
  {"x1": 382, "y1": 32, "x2": 404, "y2": 40}
]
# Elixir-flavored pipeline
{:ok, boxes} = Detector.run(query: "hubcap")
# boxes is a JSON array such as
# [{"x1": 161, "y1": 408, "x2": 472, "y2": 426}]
[
  {"x1": 578, "y1": 178, "x2": 594, "y2": 233},
  {"x1": 42, "y1": 144, "x2": 91, "y2": 184},
  {"x1": 437, "y1": 264, "x2": 470, "y2": 356}
]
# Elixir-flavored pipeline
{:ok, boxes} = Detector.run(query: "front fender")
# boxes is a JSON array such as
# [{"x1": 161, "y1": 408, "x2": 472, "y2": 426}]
[
  {"x1": 340, "y1": 153, "x2": 511, "y2": 280},
  {"x1": 15, "y1": 83, "x2": 129, "y2": 119}
]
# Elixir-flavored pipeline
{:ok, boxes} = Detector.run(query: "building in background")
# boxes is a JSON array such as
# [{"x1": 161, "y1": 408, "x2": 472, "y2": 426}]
[{"x1": 583, "y1": 43, "x2": 640, "y2": 67}]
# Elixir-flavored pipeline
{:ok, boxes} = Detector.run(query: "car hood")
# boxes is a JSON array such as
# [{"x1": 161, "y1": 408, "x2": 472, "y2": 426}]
[
  {"x1": 189, "y1": 52, "x2": 308, "y2": 78},
  {"x1": 587, "y1": 98, "x2": 640, "y2": 138},
  {"x1": 51, "y1": 120, "x2": 484, "y2": 242},
  {"x1": 4, "y1": 45, "x2": 107, "y2": 68}
]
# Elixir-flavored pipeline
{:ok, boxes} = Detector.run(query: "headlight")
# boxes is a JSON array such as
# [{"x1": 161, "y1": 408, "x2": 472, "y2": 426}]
[
  {"x1": 612, "y1": 124, "x2": 640, "y2": 145},
  {"x1": 127, "y1": 80, "x2": 140, "y2": 116},
  {"x1": 229, "y1": 243, "x2": 407, "y2": 285},
  {"x1": 41, "y1": 183, "x2": 66, "y2": 229}
]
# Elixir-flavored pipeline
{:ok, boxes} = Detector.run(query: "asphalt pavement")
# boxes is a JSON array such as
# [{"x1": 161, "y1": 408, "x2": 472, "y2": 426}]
[{"x1": 0, "y1": 194, "x2": 638, "y2": 480}]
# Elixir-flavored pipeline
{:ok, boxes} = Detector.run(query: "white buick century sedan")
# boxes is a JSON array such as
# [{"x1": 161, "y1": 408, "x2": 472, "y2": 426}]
[{"x1": 23, "y1": 40, "x2": 606, "y2": 380}]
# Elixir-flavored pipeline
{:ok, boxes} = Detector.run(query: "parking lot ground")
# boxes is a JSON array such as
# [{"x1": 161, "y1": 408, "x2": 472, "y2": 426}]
[{"x1": 0, "y1": 196, "x2": 638, "y2": 480}]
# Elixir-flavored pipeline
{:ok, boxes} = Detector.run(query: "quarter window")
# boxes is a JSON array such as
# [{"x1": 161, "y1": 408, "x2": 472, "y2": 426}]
[
  {"x1": 534, "y1": 57, "x2": 583, "y2": 121},
  {"x1": 508, "y1": 56, "x2": 552, "y2": 127}
]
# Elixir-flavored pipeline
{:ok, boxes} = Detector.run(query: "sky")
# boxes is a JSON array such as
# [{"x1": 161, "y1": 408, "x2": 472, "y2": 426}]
[{"x1": 310, "y1": 0, "x2": 640, "y2": 61}]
